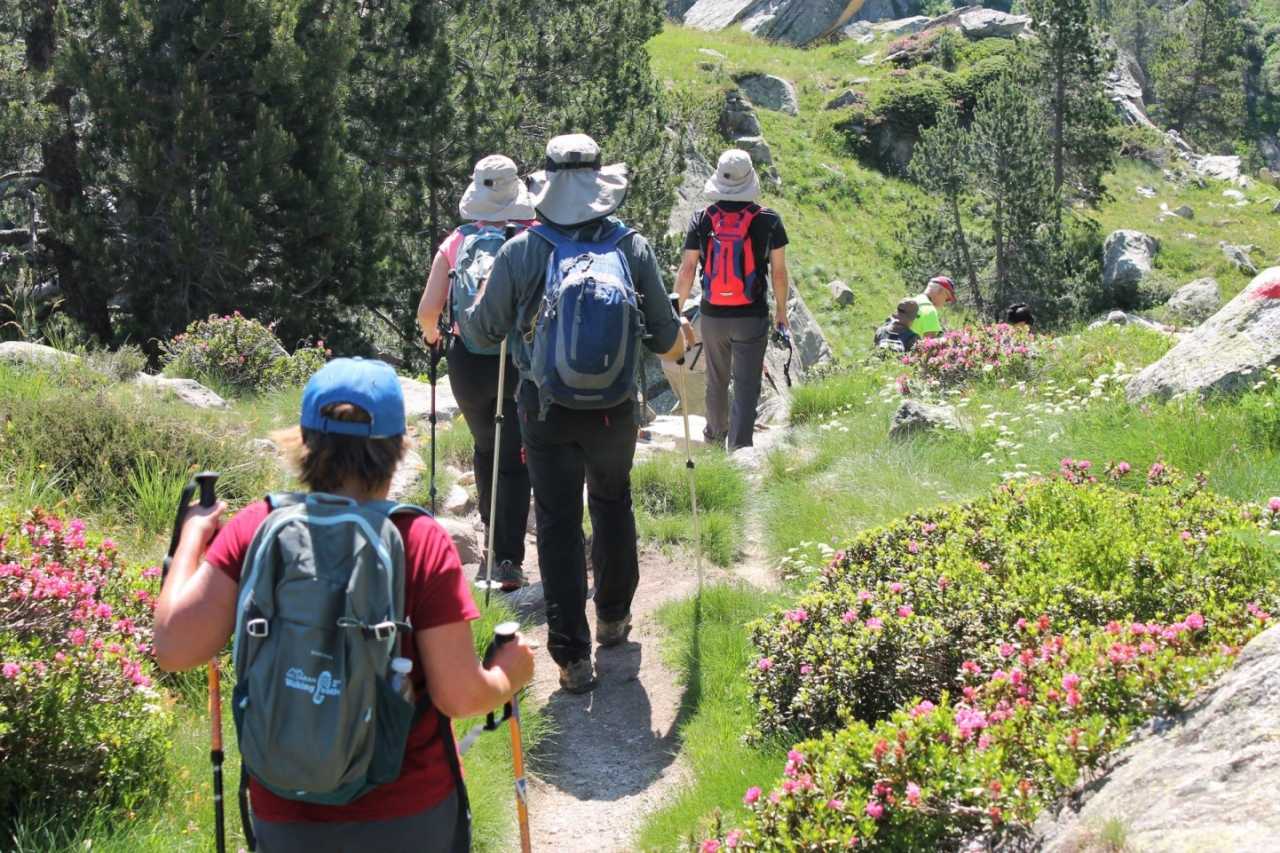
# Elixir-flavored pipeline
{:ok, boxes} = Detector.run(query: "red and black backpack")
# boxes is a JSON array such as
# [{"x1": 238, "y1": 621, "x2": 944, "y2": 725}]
[{"x1": 701, "y1": 203, "x2": 762, "y2": 307}]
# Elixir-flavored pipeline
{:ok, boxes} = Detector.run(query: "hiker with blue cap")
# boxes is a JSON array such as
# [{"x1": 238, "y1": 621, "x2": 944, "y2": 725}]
[
  {"x1": 461, "y1": 134, "x2": 690, "y2": 694},
  {"x1": 154, "y1": 357, "x2": 534, "y2": 852}
]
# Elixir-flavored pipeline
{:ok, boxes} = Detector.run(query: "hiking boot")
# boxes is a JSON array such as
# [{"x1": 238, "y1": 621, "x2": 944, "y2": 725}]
[
  {"x1": 596, "y1": 613, "x2": 632, "y2": 647},
  {"x1": 558, "y1": 658, "x2": 598, "y2": 694},
  {"x1": 493, "y1": 560, "x2": 526, "y2": 592}
]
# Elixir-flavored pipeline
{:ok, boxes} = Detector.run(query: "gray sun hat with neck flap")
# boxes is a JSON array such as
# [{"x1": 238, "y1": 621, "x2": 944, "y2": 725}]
[
  {"x1": 526, "y1": 134, "x2": 629, "y2": 227},
  {"x1": 705, "y1": 148, "x2": 761, "y2": 203},
  {"x1": 458, "y1": 154, "x2": 536, "y2": 222}
]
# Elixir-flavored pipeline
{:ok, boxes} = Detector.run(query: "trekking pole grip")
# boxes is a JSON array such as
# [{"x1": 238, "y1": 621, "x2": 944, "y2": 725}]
[
  {"x1": 484, "y1": 621, "x2": 520, "y2": 729},
  {"x1": 195, "y1": 471, "x2": 219, "y2": 508}
]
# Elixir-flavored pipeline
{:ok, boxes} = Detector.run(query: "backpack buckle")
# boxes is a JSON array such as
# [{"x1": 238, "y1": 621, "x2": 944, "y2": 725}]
[
  {"x1": 370, "y1": 621, "x2": 397, "y2": 641},
  {"x1": 246, "y1": 618, "x2": 270, "y2": 638}
]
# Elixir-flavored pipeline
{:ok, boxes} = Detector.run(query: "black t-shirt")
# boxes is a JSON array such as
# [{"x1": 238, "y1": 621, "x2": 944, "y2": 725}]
[{"x1": 683, "y1": 202, "x2": 789, "y2": 318}]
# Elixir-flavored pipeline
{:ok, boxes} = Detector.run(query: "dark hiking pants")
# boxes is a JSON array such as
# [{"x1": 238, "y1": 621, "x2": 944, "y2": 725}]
[
  {"x1": 448, "y1": 339, "x2": 529, "y2": 567},
  {"x1": 517, "y1": 381, "x2": 639, "y2": 666},
  {"x1": 701, "y1": 313, "x2": 770, "y2": 450}
]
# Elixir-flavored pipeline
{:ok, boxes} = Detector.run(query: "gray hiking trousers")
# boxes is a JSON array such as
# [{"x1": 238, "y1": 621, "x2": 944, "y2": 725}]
[
  {"x1": 701, "y1": 313, "x2": 770, "y2": 450},
  {"x1": 253, "y1": 788, "x2": 468, "y2": 852}
]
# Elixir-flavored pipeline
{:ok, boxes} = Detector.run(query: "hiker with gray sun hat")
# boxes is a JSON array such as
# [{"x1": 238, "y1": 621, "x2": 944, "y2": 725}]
[
  {"x1": 675, "y1": 148, "x2": 791, "y2": 451},
  {"x1": 460, "y1": 133, "x2": 690, "y2": 694},
  {"x1": 418, "y1": 155, "x2": 534, "y2": 593}
]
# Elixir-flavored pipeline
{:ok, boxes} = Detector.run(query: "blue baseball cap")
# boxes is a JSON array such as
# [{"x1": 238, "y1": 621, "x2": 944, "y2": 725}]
[{"x1": 300, "y1": 358, "x2": 406, "y2": 438}]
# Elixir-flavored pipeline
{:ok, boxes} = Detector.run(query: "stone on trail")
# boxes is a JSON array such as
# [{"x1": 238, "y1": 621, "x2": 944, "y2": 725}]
[
  {"x1": 443, "y1": 483, "x2": 474, "y2": 517},
  {"x1": 1223, "y1": 188, "x2": 1247, "y2": 203},
  {"x1": 736, "y1": 135, "x2": 774, "y2": 167},
  {"x1": 434, "y1": 516, "x2": 481, "y2": 566},
  {"x1": 1221, "y1": 242, "x2": 1259, "y2": 276},
  {"x1": 1135, "y1": 185, "x2": 1157, "y2": 198},
  {"x1": 1165, "y1": 278, "x2": 1221, "y2": 325},
  {"x1": 889, "y1": 400, "x2": 961, "y2": 440},
  {"x1": 1031, "y1": 624, "x2": 1280, "y2": 852},
  {"x1": 1127, "y1": 267, "x2": 1280, "y2": 402},
  {"x1": 719, "y1": 90, "x2": 762, "y2": 140},
  {"x1": 735, "y1": 73, "x2": 799, "y2": 116},
  {"x1": 399, "y1": 375, "x2": 459, "y2": 423},
  {"x1": 133, "y1": 373, "x2": 229, "y2": 409},
  {"x1": 828, "y1": 279, "x2": 855, "y2": 307},
  {"x1": 0, "y1": 341, "x2": 79, "y2": 367},
  {"x1": 1102, "y1": 230, "x2": 1159, "y2": 289}
]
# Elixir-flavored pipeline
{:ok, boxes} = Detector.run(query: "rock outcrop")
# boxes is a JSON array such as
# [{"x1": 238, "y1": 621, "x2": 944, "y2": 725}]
[
  {"x1": 682, "y1": 0, "x2": 866, "y2": 46},
  {"x1": 1165, "y1": 278, "x2": 1221, "y2": 325},
  {"x1": 1127, "y1": 267, "x2": 1280, "y2": 401},
  {"x1": 1102, "y1": 230, "x2": 1159, "y2": 289},
  {"x1": 1106, "y1": 46, "x2": 1157, "y2": 130},
  {"x1": 0, "y1": 341, "x2": 79, "y2": 367},
  {"x1": 134, "y1": 374, "x2": 229, "y2": 410},
  {"x1": 848, "y1": 0, "x2": 914, "y2": 23},
  {"x1": 1030, "y1": 625, "x2": 1280, "y2": 853},
  {"x1": 825, "y1": 88, "x2": 866, "y2": 111},
  {"x1": 1221, "y1": 242, "x2": 1259, "y2": 276},
  {"x1": 734, "y1": 73, "x2": 799, "y2": 116},
  {"x1": 719, "y1": 90, "x2": 763, "y2": 139},
  {"x1": 666, "y1": 143, "x2": 714, "y2": 238},
  {"x1": 890, "y1": 400, "x2": 961, "y2": 439}
]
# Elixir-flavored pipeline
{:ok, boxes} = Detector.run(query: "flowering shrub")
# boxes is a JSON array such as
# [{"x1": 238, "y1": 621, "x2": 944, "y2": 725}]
[
  {"x1": 0, "y1": 510, "x2": 170, "y2": 827},
  {"x1": 750, "y1": 467, "x2": 1280, "y2": 738},
  {"x1": 161, "y1": 312, "x2": 329, "y2": 394},
  {"x1": 701, "y1": 617, "x2": 1258, "y2": 851},
  {"x1": 901, "y1": 324, "x2": 1043, "y2": 387}
]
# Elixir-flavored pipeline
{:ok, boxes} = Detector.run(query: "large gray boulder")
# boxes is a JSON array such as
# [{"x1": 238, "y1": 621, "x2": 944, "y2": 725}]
[
  {"x1": 1102, "y1": 230, "x2": 1160, "y2": 289},
  {"x1": 890, "y1": 400, "x2": 961, "y2": 440},
  {"x1": 735, "y1": 73, "x2": 799, "y2": 116},
  {"x1": 1165, "y1": 278, "x2": 1222, "y2": 325},
  {"x1": 134, "y1": 374, "x2": 229, "y2": 409},
  {"x1": 1031, "y1": 625, "x2": 1280, "y2": 853},
  {"x1": 1195, "y1": 155, "x2": 1243, "y2": 183},
  {"x1": 666, "y1": 0, "x2": 700, "y2": 18},
  {"x1": 1127, "y1": 267, "x2": 1280, "y2": 402},
  {"x1": 0, "y1": 341, "x2": 79, "y2": 367},
  {"x1": 953, "y1": 6, "x2": 1032, "y2": 39},
  {"x1": 1222, "y1": 242, "x2": 1259, "y2": 276},
  {"x1": 684, "y1": 0, "x2": 866, "y2": 45}
]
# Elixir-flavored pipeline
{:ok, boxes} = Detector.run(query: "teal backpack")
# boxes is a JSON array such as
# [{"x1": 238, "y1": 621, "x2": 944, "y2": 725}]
[
  {"x1": 451, "y1": 224, "x2": 510, "y2": 356},
  {"x1": 231, "y1": 493, "x2": 461, "y2": 842}
]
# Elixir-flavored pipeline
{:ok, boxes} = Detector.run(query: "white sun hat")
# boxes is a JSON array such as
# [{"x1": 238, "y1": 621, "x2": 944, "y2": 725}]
[
  {"x1": 458, "y1": 154, "x2": 536, "y2": 222},
  {"x1": 704, "y1": 148, "x2": 761, "y2": 203},
  {"x1": 526, "y1": 134, "x2": 629, "y2": 227}
]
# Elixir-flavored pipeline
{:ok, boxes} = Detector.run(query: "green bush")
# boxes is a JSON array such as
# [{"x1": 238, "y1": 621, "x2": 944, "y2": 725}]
[
  {"x1": 0, "y1": 510, "x2": 171, "y2": 831},
  {"x1": 700, "y1": 616, "x2": 1259, "y2": 851},
  {"x1": 749, "y1": 468, "x2": 1280, "y2": 738},
  {"x1": 161, "y1": 313, "x2": 328, "y2": 395},
  {"x1": 0, "y1": 363, "x2": 275, "y2": 514}
]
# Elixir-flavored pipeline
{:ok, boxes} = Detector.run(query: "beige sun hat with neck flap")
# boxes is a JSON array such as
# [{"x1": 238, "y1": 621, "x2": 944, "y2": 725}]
[
  {"x1": 526, "y1": 134, "x2": 629, "y2": 227},
  {"x1": 705, "y1": 148, "x2": 761, "y2": 203},
  {"x1": 458, "y1": 154, "x2": 536, "y2": 222}
]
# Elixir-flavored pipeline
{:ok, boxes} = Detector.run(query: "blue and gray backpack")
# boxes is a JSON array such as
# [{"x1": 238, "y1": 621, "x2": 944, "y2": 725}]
[
  {"x1": 450, "y1": 224, "x2": 509, "y2": 356},
  {"x1": 231, "y1": 493, "x2": 462, "y2": 834},
  {"x1": 526, "y1": 222, "x2": 645, "y2": 418}
]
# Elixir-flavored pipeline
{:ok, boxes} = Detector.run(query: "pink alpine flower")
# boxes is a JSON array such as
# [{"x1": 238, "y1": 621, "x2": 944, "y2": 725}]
[
  {"x1": 1186, "y1": 612, "x2": 1205, "y2": 630},
  {"x1": 756, "y1": 658, "x2": 772, "y2": 672},
  {"x1": 857, "y1": 589, "x2": 873, "y2": 603},
  {"x1": 889, "y1": 582, "x2": 904, "y2": 594},
  {"x1": 827, "y1": 798, "x2": 845, "y2": 811},
  {"x1": 701, "y1": 840, "x2": 721, "y2": 853},
  {"x1": 725, "y1": 830, "x2": 742, "y2": 849},
  {"x1": 961, "y1": 659, "x2": 981, "y2": 674},
  {"x1": 2, "y1": 662, "x2": 19, "y2": 679},
  {"x1": 865, "y1": 800, "x2": 885, "y2": 820},
  {"x1": 910, "y1": 700, "x2": 935, "y2": 718},
  {"x1": 897, "y1": 604, "x2": 913, "y2": 618},
  {"x1": 1269, "y1": 497, "x2": 1280, "y2": 514},
  {"x1": 1061, "y1": 673, "x2": 1081, "y2": 691},
  {"x1": 842, "y1": 609, "x2": 857, "y2": 624},
  {"x1": 906, "y1": 782, "x2": 921, "y2": 806},
  {"x1": 785, "y1": 608, "x2": 808, "y2": 624},
  {"x1": 999, "y1": 642, "x2": 1015, "y2": 658},
  {"x1": 865, "y1": 617, "x2": 884, "y2": 630},
  {"x1": 743, "y1": 786, "x2": 761, "y2": 805}
]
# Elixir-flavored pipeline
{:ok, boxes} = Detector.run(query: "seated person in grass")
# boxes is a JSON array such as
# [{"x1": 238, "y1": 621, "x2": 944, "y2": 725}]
[
  {"x1": 1005, "y1": 302, "x2": 1035, "y2": 327},
  {"x1": 874, "y1": 298, "x2": 921, "y2": 353},
  {"x1": 911, "y1": 275, "x2": 957, "y2": 338}
]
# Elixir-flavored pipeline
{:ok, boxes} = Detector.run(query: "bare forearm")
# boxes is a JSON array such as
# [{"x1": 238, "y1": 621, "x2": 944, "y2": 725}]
[
  {"x1": 418, "y1": 254, "x2": 450, "y2": 342},
  {"x1": 675, "y1": 265, "x2": 696, "y2": 310}
]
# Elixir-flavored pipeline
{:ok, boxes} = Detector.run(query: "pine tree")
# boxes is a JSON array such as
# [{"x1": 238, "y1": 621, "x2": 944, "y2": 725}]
[
  {"x1": 68, "y1": 0, "x2": 384, "y2": 352},
  {"x1": 1025, "y1": 0, "x2": 1118, "y2": 205},
  {"x1": 967, "y1": 72, "x2": 1060, "y2": 314},
  {"x1": 1153, "y1": 0, "x2": 1246, "y2": 149},
  {"x1": 905, "y1": 103, "x2": 985, "y2": 313}
]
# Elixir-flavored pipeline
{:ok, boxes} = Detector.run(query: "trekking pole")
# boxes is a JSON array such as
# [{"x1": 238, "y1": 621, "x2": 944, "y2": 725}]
[
  {"x1": 160, "y1": 472, "x2": 224, "y2": 853},
  {"x1": 428, "y1": 347, "x2": 441, "y2": 516},
  {"x1": 670, "y1": 295, "x2": 703, "y2": 593},
  {"x1": 477, "y1": 224, "x2": 519, "y2": 608},
  {"x1": 493, "y1": 622, "x2": 532, "y2": 853}
]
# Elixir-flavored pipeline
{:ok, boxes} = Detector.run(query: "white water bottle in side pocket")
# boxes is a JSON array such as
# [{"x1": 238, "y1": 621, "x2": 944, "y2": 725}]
[{"x1": 388, "y1": 656, "x2": 414, "y2": 704}]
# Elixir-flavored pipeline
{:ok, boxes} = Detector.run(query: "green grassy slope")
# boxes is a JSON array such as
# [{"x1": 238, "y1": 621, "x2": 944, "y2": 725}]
[{"x1": 649, "y1": 24, "x2": 1279, "y2": 353}]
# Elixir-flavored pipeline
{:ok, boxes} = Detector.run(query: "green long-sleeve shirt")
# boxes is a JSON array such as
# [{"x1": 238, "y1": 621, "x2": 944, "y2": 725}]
[{"x1": 460, "y1": 217, "x2": 681, "y2": 384}]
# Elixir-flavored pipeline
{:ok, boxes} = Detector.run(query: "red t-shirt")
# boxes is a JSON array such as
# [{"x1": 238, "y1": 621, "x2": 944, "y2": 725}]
[{"x1": 206, "y1": 500, "x2": 480, "y2": 823}]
